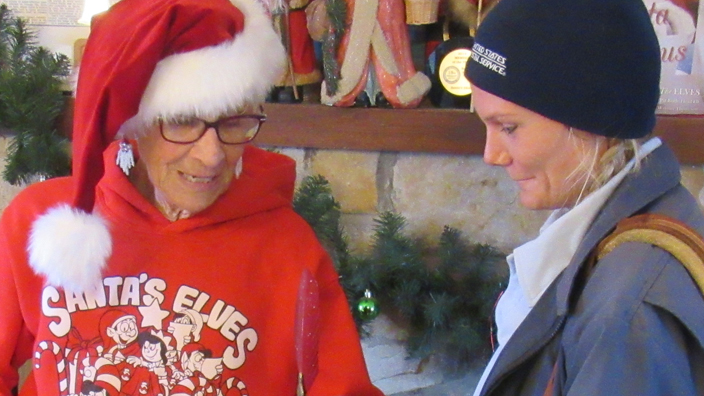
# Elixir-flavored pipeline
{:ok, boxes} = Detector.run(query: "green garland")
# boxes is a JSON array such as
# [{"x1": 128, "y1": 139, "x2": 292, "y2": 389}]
[
  {"x1": 321, "y1": 0, "x2": 347, "y2": 96},
  {"x1": 0, "y1": 4, "x2": 71, "y2": 185},
  {"x1": 293, "y1": 174, "x2": 507, "y2": 371}
]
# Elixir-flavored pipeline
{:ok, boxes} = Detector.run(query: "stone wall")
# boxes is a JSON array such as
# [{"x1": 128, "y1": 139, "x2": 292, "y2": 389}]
[
  {"x1": 278, "y1": 147, "x2": 551, "y2": 255},
  {"x1": 277, "y1": 146, "x2": 704, "y2": 255}
]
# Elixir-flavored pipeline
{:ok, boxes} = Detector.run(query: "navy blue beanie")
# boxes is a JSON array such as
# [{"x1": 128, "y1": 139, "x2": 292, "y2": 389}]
[{"x1": 465, "y1": 0, "x2": 661, "y2": 139}]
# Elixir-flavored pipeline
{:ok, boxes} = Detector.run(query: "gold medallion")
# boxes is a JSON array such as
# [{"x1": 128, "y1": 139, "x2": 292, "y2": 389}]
[{"x1": 439, "y1": 48, "x2": 472, "y2": 96}]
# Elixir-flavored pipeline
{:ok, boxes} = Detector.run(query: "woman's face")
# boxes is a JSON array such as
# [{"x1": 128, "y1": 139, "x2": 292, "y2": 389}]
[
  {"x1": 134, "y1": 117, "x2": 245, "y2": 216},
  {"x1": 472, "y1": 86, "x2": 608, "y2": 210}
]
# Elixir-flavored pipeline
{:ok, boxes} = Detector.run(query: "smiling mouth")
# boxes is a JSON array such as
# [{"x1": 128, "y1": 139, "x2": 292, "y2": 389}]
[{"x1": 180, "y1": 171, "x2": 216, "y2": 183}]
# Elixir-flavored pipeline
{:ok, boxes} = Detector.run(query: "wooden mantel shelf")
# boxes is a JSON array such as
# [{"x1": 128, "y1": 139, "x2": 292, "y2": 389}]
[
  {"x1": 259, "y1": 103, "x2": 704, "y2": 165},
  {"x1": 60, "y1": 99, "x2": 704, "y2": 165},
  {"x1": 258, "y1": 103, "x2": 485, "y2": 156}
]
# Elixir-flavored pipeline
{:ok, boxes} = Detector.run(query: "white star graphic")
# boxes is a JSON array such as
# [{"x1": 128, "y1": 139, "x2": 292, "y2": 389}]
[{"x1": 138, "y1": 299, "x2": 170, "y2": 330}]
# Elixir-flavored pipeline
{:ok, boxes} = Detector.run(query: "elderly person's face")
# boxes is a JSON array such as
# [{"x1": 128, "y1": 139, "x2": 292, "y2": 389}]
[
  {"x1": 472, "y1": 86, "x2": 609, "y2": 210},
  {"x1": 133, "y1": 106, "x2": 262, "y2": 217}
]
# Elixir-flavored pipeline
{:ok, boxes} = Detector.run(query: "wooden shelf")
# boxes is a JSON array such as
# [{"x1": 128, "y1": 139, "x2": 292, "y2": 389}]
[
  {"x1": 649, "y1": 116, "x2": 704, "y2": 165},
  {"x1": 59, "y1": 100, "x2": 704, "y2": 164},
  {"x1": 258, "y1": 103, "x2": 485, "y2": 155},
  {"x1": 258, "y1": 103, "x2": 704, "y2": 165}
]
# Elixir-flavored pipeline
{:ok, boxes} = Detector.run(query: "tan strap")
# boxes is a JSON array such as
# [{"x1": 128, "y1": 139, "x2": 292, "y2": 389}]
[
  {"x1": 597, "y1": 214, "x2": 704, "y2": 296},
  {"x1": 544, "y1": 214, "x2": 704, "y2": 396}
]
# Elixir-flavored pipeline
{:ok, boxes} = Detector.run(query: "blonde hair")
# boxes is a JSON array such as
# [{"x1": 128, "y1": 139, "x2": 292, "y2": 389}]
[{"x1": 564, "y1": 130, "x2": 642, "y2": 207}]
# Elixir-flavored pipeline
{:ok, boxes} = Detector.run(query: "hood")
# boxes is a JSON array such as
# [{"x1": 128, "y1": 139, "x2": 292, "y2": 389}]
[
  {"x1": 27, "y1": 142, "x2": 295, "y2": 293},
  {"x1": 96, "y1": 141, "x2": 295, "y2": 231}
]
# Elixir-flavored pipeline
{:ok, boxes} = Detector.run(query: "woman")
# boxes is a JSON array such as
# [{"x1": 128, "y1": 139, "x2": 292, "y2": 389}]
[
  {"x1": 0, "y1": 0, "x2": 383, "y2": 395},
  {"x1": 466, "y1": 0, "x2": 704, "y2": 395}
]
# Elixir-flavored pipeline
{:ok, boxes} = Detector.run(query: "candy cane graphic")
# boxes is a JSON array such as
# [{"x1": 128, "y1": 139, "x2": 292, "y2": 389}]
[
  {"x1": 34, "y1": 340, "x2": 69, "y2": 396},
  {"x1": 221, "y1": 376, "x2": 249, "y2": 396},
  {"x1": 171, "y1": 376, "x2": 207, "y2": 395}
]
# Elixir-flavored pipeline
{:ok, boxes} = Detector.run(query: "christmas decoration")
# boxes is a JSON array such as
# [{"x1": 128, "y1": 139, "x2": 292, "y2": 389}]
[
  {"x1": 293, "y1": 174, "x2": 507, "y2": 371},
  {"x1": 320, "y1": 0, "x2": 347, "y2": 96},
  {"x1": 0, "y1": 5, "x2": 71, "y2": 185},
  {"x1": 356, "y1": 289, "x2": 380, "y2": 321},
  {"x1": 295, "y1": 268, "x2": 321, "y2": 396}
]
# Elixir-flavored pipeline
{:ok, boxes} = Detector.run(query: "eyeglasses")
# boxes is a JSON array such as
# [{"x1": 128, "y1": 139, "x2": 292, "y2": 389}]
[{"x1": 158, "y1": 107, "x2": 267, "y2": 145}]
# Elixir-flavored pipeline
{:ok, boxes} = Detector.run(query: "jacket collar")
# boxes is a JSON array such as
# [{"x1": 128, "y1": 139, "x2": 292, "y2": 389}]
[{"x1": 554, "y1": 143, "x2": 682, "y2": 316}]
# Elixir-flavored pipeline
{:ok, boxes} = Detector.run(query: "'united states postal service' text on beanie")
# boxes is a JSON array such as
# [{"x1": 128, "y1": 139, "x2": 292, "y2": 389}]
[{"x1": 466, "y1": 0, "x2": 661, "y2": 139}]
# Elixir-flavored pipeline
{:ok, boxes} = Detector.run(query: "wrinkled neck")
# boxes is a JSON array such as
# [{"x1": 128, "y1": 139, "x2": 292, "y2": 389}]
[
  {"x1": 154, "y1": 188, "x2": 192, "y2": 221},
  {"x1": 129, "y1": 160, "x2": 191, "y2": 222}
]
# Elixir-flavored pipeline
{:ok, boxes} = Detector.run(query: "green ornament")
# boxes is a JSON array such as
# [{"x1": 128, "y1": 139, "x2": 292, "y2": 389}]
[{"x1": 357, "y1": 289, "x2": 380, "y2": 321}]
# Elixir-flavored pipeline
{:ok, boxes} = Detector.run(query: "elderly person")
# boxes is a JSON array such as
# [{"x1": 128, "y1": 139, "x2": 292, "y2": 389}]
[
  {"x1": 466, "y1": 0, "x2": 704, "y2": 395},
  {"x1": 0, "y1": 0, "x2": 383, "y2": 395}
]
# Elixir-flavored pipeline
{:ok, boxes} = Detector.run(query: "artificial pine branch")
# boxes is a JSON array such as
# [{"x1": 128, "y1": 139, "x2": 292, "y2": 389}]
[
  {"x1": 0, "y1": 4, "x2": 71, "y2": 185},
  {"x1": 293, "y1": 175, "x2": 350, "y2": 270},
  {"x1": 372, "y1": 212, "x2": 426, "y2": 280},
  {"x1": 292, "y1": 175, "x2": 507, "y2": 371}
]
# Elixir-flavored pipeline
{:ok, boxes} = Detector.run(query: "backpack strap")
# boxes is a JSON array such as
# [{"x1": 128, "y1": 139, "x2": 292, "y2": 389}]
[
  {"x1": 543, "y1": 213, "x2": 704, "y2": 396},
  {"x1": 596, "y1": 213, "x2": 704, "y2": 295}
]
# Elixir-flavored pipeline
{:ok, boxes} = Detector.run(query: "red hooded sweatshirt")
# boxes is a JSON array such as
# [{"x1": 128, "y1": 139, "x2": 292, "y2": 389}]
[{"x1": 0, "y1": 142, "x2": 382, "y2": 396}]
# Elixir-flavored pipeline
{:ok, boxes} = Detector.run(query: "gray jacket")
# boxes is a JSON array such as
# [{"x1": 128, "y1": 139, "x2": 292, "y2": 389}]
[{"x1": 478, "y1": 144, "x2": 704, "y2": 396}]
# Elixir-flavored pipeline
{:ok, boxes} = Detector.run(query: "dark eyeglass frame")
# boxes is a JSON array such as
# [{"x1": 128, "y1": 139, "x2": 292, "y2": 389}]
[{"x1": 158, "y1": 106, "x2": 267, "y2": 145}]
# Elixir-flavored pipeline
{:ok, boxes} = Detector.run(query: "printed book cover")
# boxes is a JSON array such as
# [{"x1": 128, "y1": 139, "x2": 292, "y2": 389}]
[{"x1": 647, "y1": 0, "x2": 704, "y2": 114}]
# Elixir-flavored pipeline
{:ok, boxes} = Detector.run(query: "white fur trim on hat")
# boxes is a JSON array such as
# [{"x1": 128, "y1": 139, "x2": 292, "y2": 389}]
[
  {"x1": 28, "y1": 204, "x2": 112, "y2": 293},
  {"x1": 118, "y1": 0, "x2": 286, "y2": 138}
]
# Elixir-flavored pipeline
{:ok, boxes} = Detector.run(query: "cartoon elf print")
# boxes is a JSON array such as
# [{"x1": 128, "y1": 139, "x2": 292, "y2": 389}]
[
  {"x1": 168, "y1": 309, "x2": 204, "y2": 351},
  {"x1": 35, "y1": 279, "x2": 255, "y2": 395},
  {"x1": 99, "y1": 309, "x2": 140, "y2": 364},
  {"x1": 123, "y1": 331, "x2": 171, "y2": 395},
  {"x1": 170, "y1": 343, "x2": 224, "y2": 394}
]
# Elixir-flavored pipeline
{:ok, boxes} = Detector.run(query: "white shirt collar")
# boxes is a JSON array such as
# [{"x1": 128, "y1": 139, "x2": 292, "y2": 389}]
[{"x1": 512, "y1": 137, "x2": 662, "y2": 306}]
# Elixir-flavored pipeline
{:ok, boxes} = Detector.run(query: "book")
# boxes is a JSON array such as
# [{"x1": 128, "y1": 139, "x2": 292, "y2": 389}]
[{"x1": 648, "y1": 0, "x2": 704, "y2": 114}]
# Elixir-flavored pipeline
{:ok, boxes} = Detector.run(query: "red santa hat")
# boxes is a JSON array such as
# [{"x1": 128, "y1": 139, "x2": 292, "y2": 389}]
[{"x1": 27, "y1": 0, "x2": 286, "y2": 293}]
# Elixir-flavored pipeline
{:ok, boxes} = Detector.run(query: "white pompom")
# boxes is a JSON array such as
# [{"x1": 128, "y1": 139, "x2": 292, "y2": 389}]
[{"x1": 28, "y1": 204, "x2": 112, "y2": 293}]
